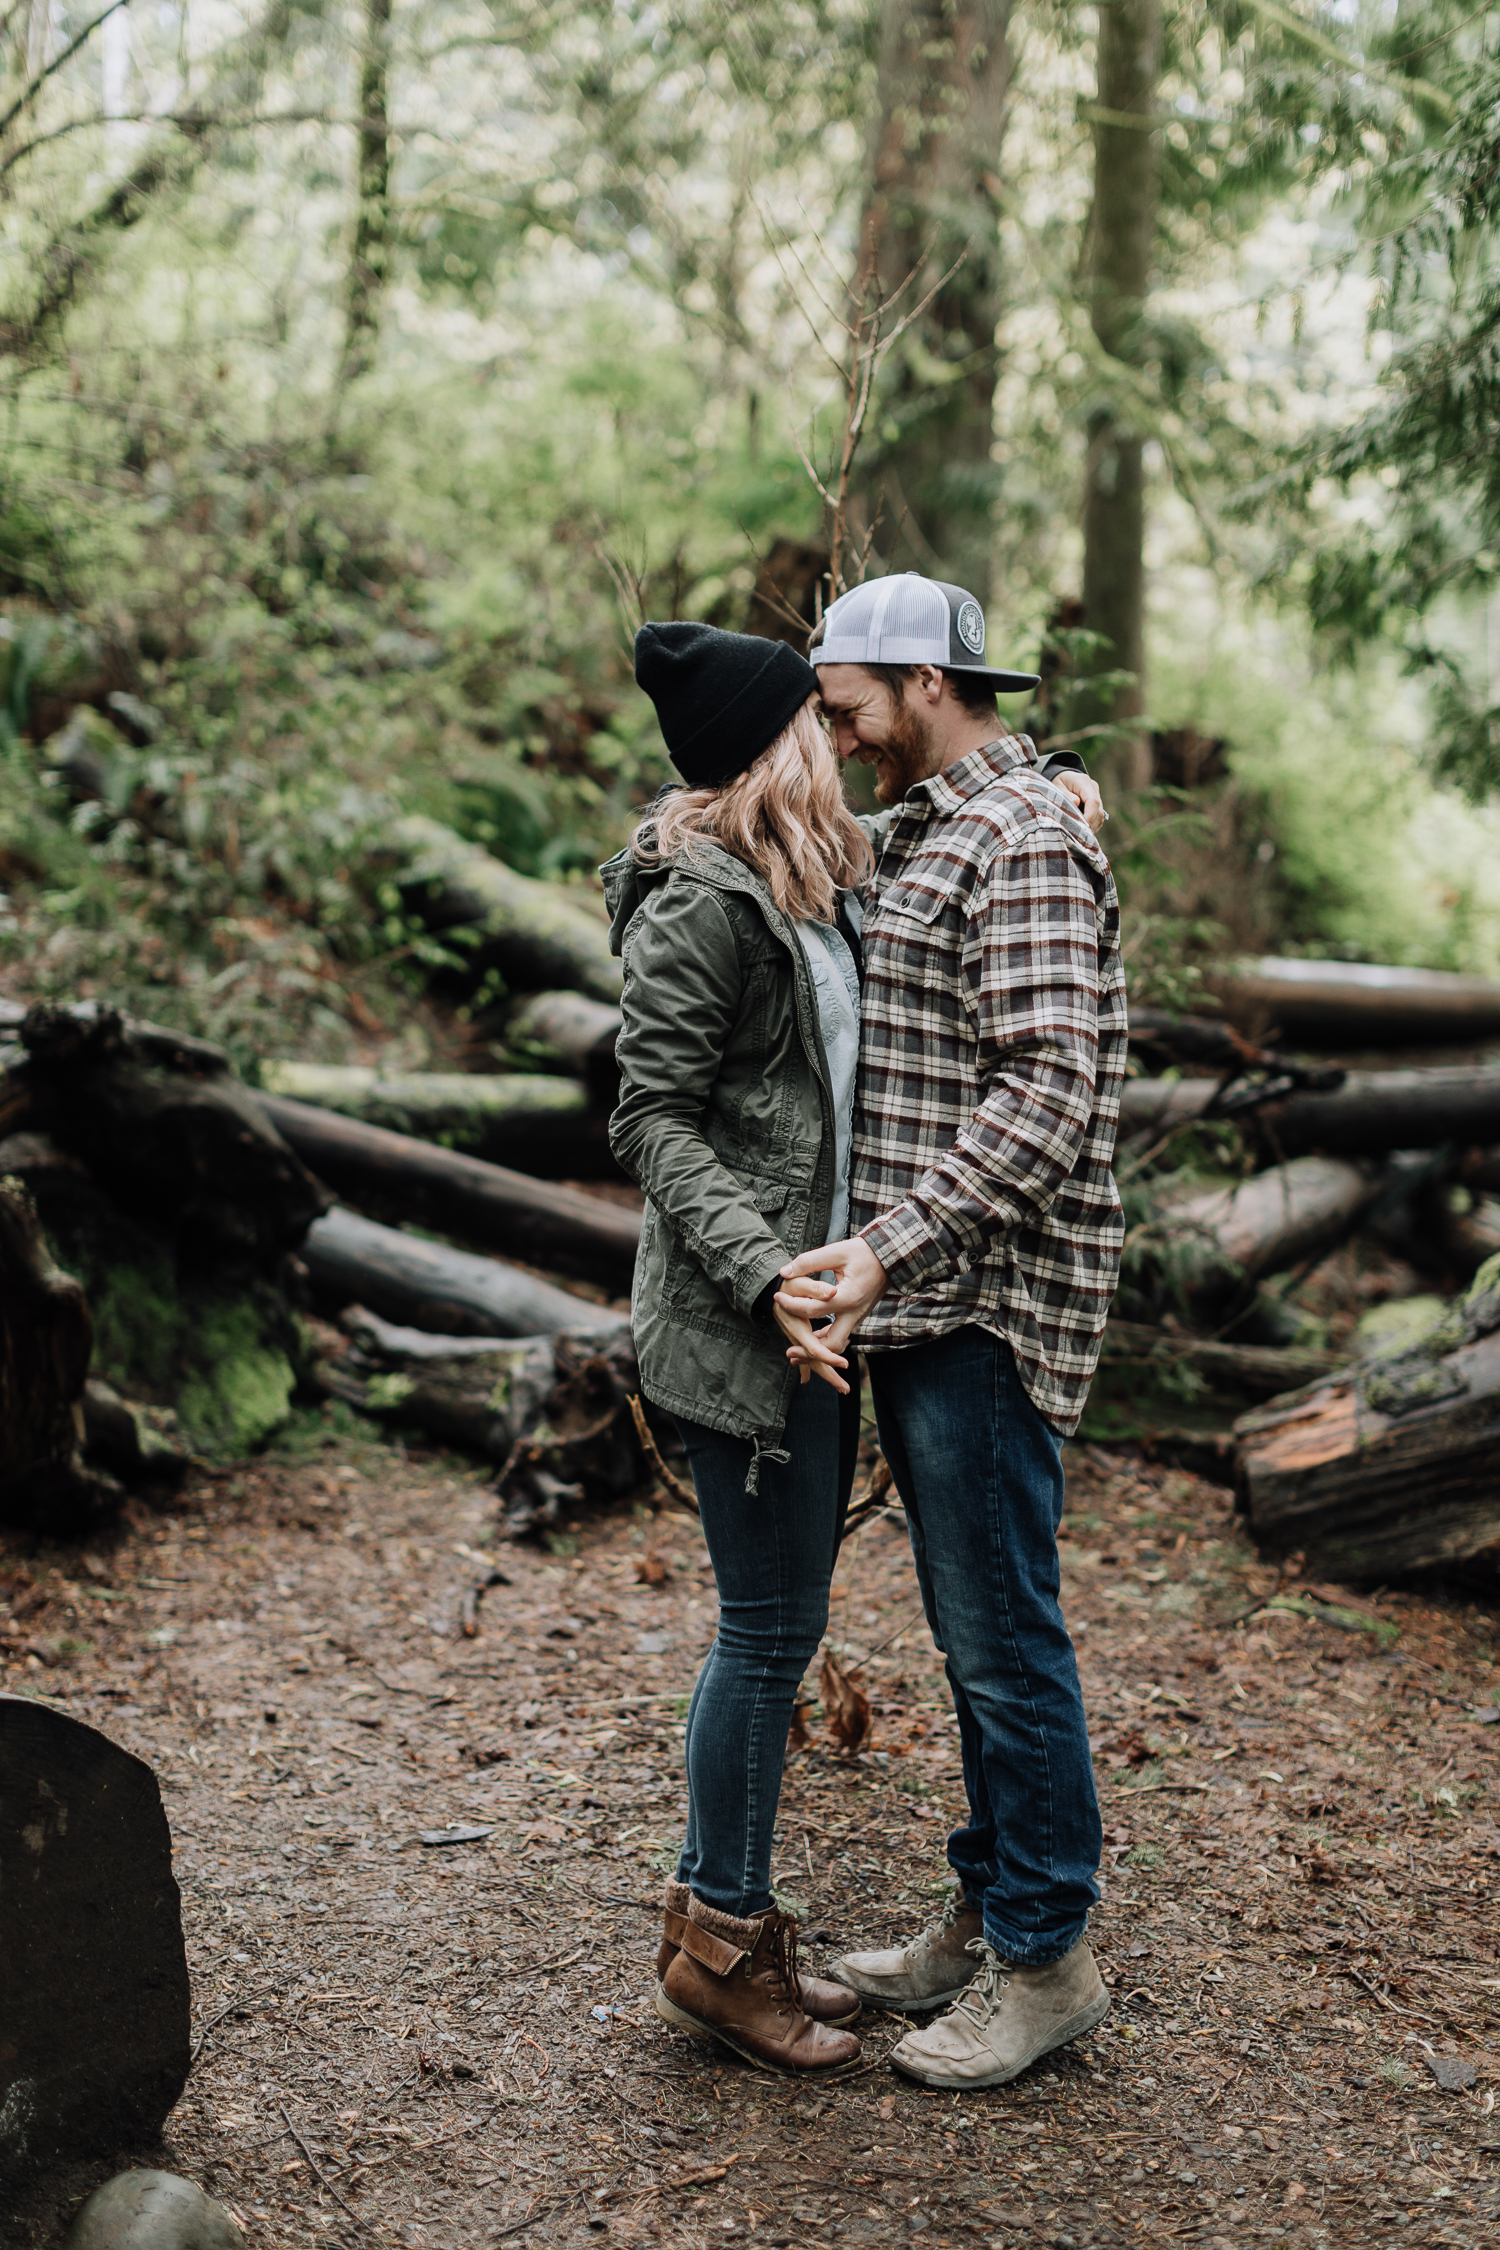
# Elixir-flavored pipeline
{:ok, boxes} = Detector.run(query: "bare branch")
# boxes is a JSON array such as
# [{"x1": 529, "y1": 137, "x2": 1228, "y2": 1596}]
[{"x1": 0, "y1": 0, "x2": 133, "y2": 144}]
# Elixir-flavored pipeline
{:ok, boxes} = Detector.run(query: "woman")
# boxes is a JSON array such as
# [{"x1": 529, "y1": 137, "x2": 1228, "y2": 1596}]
[
  {"x1": 603, "y1": 620, "x2": 869, "y2": 2076},
  {"x1": 603, "y1": 620, "x2": 1101, "y2": 2077}
]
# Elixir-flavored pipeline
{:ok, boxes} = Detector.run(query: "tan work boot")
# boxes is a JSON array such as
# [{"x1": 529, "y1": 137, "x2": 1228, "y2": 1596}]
[
  {"x1": 830, "y1": 1890, "x2": 984, "y2": 2013},
  {"x1": 889, "y1": 1937, "x2": 1108, "y2": 2089},
  {"x1": 657, "y1": 1879, "x2": 859, "y2": 2027},
  {"x1": 655, "y1": 1896, "x2": 862, "y2": 2075}
]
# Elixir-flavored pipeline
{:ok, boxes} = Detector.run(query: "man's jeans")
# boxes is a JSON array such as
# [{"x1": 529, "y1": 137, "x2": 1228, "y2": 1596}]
[
  {"x1": 671, "y1": 1369, "x2": 861, "y2": 1919},
  {"x1": 868, "y1": 1326, "x2": 1101, "y2": 1965}
]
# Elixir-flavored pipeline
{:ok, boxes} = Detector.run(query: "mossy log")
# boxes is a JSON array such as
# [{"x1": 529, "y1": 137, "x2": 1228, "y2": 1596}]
[
  {"x1": 1153, "y1": 1157, "x2": 1385, "y2": 1311},
  {"x1": 13, "y1": 1003, "x2": 326, "y2": 1261},
  {"x1": 318, "y1": 1306, "x2": 655, "y2": 1539},
  {"x1": 258, "y1": 1060, "x2": 616, "y2": 1179},
  {"x1": 303, "y1": 1204, "x2": 628, "y2": 1340},
  {"x1": 0, "y1": 1177, "x2": 105, "y2": 1530},
  {"x1": 1, "y1": 1131, "x2": 301, "y2": 1463},
  {"x1": 317, "y1": 1306, "x2": 558, "y2": 1459},
  {"x1": 387, "y1": 815, "x2": 622, "y2": 1003},
  {"x1": 1235, "y1": 1256, "x2": 1500, "y2": 1581},
  {"x1": 0, "y1": 1696, "x2": 190, "y2": 2178},
  {"x1": 254, "y1": 1091, "x2": 640, "y2": 1288},
  {"x1": 503, "y1": 989, "x2": 622, "y2": 1101},
  {"x1": 1100, "y1": 1321, "x2": 1348, "y2": 1398},
  {"x1": 1209, "y1": 955, "x2": 1500, "y2": 1045}
]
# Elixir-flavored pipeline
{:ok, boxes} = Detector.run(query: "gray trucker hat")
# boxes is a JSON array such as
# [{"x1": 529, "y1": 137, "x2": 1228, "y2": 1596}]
[{"x1": 810, "y1": 572, "x2": 1040, "y2": 693}]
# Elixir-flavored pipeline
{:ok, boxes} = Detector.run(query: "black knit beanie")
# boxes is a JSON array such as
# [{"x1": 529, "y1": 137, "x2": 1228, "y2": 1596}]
[{"x1": 634, "y1": 621, "x2": 819, "y2": 788}]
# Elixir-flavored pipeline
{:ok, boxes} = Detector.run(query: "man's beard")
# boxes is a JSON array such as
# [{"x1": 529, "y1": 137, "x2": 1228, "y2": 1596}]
[{"x1": 872, "y1": 697, "x2": 937, "y2": 804}]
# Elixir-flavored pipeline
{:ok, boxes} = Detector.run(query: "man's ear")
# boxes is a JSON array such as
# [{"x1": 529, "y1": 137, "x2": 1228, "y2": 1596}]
[{"x1": 913, "y1": 664, "x2": 945, "y2": 705}]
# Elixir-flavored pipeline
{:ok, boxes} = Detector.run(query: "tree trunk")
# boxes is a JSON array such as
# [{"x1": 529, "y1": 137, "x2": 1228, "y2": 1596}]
[
  {"x1": 0, "y1": 1697, "x2": 190, "y2": 2178},
  {"x1": 342, "y1": 0, "x2": 392, "y2": 385},
  {"x1": 258, "y1": 1060, "x2": 617, "y2": 1179},
  {"x1": 857, "y1": 0, "x2": 1013, "y2": 592},
  {"x1": 302, "y1": 1204, "x2": 629, "y2": 1340},
  {"x1": 1076, "y1": 0, "x2": 1161, "y2": 789},
  {"x1": 253, "y1": 1091, "x2": 640, "y2": 1287}
]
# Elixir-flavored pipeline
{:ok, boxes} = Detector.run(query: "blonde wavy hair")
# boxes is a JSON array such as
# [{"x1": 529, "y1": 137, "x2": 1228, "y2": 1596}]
[{"x1": 633, "y1": 694, "x2": 871, "y2": 923}]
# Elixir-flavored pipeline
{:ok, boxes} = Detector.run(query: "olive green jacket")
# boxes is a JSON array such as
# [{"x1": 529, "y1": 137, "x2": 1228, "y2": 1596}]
[{"x1": 602, "y1": 837, "x2": 841, "y2": 1472}]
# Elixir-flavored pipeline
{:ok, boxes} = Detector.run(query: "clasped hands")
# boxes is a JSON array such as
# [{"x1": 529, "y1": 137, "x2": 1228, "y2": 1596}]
[{"x1": 772, "y1": 1237, "x2": 889, "y2": 1394}]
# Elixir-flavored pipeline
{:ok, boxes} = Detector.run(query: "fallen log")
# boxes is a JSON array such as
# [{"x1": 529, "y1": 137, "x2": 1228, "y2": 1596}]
[
  {"x1": 1209, "y1": 955, "x2": 1500, "y2": 1046},
  {"x1": 303, "y1": 1205, "x2": 629, "y2": 1339},
  {"x1": 14, "y1": 1003, "x2": 326, "y2": 1260},
  {"x1": 385, "y1": 815, "x2": 622, "y2": 1003},
  {"x1": 316, "y1": 1307, "x2": 558, "y2": 1459},
  {"x1": 0, "y1": 1697, "x2": 190, "y2": 2178},
  {"x1": 1149, "y1": 1156, "x2": 1385, "y2": 1309},
  {"x1": 1235, "y1": 1254, "x2": 1500, "y2": 1581},
  {"x1": 258, "y1": 1060, "x2": 616, "y2": 1179},
  {"x1": 503, "y1": 989, "x2": 622, "y2": 1101},
  {"x1": 1122, "y1": 1063, "x2": 1500, "y2": 1157},
  {"x1": 1100, "y1": 1322, "x2": 1348, "y2": 1399},
  {"x1": 253, "y1": 1091, "x2": 640, "y2": 1289},
  {"x1": 317, "y1": 1305, "x2": 653, "y2": 1538}
]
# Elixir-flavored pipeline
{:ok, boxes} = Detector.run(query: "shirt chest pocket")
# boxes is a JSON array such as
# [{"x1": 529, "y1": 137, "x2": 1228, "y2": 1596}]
[{"x1": 871, "y1": 877, "x2": 950, "y2": 932}]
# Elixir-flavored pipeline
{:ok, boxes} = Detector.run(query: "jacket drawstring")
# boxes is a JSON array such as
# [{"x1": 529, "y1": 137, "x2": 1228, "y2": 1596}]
[{"x1": 744, "y1": 1438, "x2": 791, "y2": 1495}]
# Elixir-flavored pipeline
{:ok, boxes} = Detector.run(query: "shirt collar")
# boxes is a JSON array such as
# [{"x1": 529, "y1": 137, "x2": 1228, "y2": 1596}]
[{"x1": 912, "y1": 734, "x2": 1037, "y2": 817}]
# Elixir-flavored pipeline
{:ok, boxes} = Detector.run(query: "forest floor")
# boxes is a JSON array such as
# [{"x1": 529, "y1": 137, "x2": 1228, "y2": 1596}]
[{"x1": 3, "y1": 1421, "x2": 1500, "y2": 2250}]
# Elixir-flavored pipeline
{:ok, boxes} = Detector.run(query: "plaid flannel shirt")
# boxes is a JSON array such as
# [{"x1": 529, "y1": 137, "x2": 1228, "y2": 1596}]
[{"x1": 851, "y1": 735, "x2": 1127, "y2": 1434}]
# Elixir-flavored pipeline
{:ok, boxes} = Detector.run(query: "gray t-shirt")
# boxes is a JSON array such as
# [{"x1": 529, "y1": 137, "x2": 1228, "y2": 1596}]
[{"x1": 795, "y1": 917, "x2": 860, "y2": 1243}]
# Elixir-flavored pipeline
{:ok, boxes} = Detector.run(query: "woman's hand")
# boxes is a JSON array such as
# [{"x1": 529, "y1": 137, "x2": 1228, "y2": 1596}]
[
  {"x1": 1054, "y1": 768, "x2": 1108, "y2": 834},
  {"x1": 775, "y1": 1237, "x2": 888, "y2": 1388},
  {"x1": 771, "y1": 1272, "x2": 848, "y2": 1393}
]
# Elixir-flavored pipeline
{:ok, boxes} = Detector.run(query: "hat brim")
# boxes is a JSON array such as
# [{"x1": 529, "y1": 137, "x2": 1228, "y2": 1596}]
[{"x1": 946, "y1": 663, "x2": 1042, "y2": 694}]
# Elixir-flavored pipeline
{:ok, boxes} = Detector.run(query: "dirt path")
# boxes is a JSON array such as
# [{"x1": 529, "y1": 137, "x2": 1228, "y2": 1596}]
[{"x1": 3, "y1": 1417, "x2": 1499, "y2": 2250}]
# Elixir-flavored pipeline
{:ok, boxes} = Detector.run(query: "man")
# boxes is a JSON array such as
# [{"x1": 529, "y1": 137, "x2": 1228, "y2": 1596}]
[{"x1": 775, "y1": 571, "x2": 1126, "y2": 2091}]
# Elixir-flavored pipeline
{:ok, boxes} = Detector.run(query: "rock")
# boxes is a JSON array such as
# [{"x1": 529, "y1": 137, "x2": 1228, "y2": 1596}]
[
  {"x1": 0, "y1": 1700, "x2": 189, "y2": 2177},
  {"x1": 61, "y1": 2170, "x2": 243, "y2": 2249},
  {"x1": 1423, "y1": 2054, "x2": 1478, "y2": 2092}
]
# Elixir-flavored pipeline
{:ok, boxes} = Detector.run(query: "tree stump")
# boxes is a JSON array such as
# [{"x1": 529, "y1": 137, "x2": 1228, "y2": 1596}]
[
  {"x1": 0, "y1": 1698, "x2": 190, "y2": 2178},
  {"x1": 0, "y1": 1176, "x2": 102, "y2": 1531}
]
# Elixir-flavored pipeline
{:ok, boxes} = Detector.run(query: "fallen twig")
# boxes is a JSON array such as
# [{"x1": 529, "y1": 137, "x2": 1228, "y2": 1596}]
[
  {"x1": 628, "y1": 1394, "x2": 699, "y2": 1515},
  {"x1": 189, "y1": 1987, "x2": 275, "y2": 2068},
  {"x1": 280, "y1": 2099, "x2": 360, "y2": 2220}
]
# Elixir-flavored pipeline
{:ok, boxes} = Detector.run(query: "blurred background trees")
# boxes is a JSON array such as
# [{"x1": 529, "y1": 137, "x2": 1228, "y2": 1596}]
[{"x1": 4, "y1": 0, "x2": 1500, "y2": 1059}]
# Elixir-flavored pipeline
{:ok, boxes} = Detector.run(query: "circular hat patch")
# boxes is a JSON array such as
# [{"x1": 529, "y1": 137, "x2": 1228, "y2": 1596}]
[{"x1": 956, "y1": 599, "x2": 985, "y2": 655}]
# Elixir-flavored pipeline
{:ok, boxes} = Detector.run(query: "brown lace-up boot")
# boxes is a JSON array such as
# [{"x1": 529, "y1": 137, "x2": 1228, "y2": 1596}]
[
  {"x1": 655, "y1": 1896, "x2": 862, "y2": 2074},
  {"x1": 657, "y1": 1880, "x2": 859, "y2": 2028}
]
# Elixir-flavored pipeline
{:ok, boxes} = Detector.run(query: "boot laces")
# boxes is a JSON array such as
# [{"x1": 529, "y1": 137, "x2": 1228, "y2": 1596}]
[
  {"x1": 762, "y1": 1913, "x2": 805, "y2": 2018},
  {"x1": 950, "y1": 1938, "x2": 1010, "y2": 2029},
  {"x1": 916, "y1": 1889, "x2": 971, "y2": 1955}
]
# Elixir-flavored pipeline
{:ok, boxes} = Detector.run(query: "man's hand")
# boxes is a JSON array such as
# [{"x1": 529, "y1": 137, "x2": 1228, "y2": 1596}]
[
  {"x1": 774, "y1": 1237, "x2": 889, "y2": 1383},
  {"x1": 772, "y1": 1272, "x2": 847, "y2": 1391},
  {"x1": 1053, "y1": 767, "x2": 1108, "y2": 834}
]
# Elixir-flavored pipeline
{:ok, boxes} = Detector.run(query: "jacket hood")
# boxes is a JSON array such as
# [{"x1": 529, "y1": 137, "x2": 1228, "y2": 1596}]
[{"x1": 600, "y1": 831, "x2": 788, "y2": 956}]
